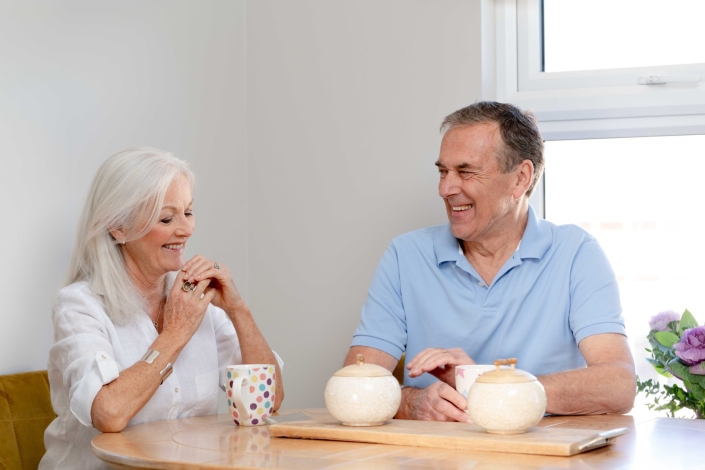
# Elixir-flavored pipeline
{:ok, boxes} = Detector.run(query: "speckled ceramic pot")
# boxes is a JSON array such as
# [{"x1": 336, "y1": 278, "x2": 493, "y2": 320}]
[
  {"x1": 467, "y1": 358, "x2": 546, "y2": 434},
  {"x1": 324, "y1": 355, "x2": 401, "y2": 426}
]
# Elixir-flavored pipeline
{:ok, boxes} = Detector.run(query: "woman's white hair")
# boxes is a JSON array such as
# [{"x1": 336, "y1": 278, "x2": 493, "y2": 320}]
[{"x1": 67, "y1": 147, "x2": 194, "y2": 324}]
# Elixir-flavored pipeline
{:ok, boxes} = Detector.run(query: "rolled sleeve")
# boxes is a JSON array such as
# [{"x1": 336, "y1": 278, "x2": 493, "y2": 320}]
[
  {"x1": 68, "y1": 352, "x2": 119, "y2": 427},
  {"x1": 51, "y1": 288, "x2": 121, "y2": 428}
]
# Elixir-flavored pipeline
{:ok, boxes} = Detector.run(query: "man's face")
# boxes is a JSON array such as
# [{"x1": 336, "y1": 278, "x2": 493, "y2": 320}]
[{"x1": 436, "y1": 123, "x2": 520, "y2": 244}]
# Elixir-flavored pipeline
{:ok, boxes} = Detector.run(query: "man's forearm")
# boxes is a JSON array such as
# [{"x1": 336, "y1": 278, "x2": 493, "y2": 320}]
[{"x1": 539, "y1": 361, "x2": 636, "y2": 415}]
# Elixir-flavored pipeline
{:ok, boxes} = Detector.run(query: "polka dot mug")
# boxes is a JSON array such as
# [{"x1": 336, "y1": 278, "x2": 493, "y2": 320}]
[{"x1": 226, "y1": 364, "x2": 277, "y2": 426}]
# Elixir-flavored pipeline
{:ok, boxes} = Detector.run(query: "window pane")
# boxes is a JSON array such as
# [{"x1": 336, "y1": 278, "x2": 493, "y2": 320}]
[
  {"x1": 543, "y1": 0, "x2": 705, "y2": 73},
  {"x1": 544, "y1": 136, "x2": 705, "y2": 401}
]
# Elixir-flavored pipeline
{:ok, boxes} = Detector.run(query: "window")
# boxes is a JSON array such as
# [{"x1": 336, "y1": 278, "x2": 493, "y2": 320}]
[{"x1": 493, "y1": 0, "x2": 705, "y2": 139}]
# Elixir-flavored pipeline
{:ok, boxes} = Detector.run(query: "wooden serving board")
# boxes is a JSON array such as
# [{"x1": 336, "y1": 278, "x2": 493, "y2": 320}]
[{"x1": 269, "y1": 414, "x2": 628, "y2": 457}]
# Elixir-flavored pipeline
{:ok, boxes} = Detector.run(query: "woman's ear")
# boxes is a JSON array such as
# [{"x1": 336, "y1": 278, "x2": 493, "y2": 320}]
[{"x1": 109, "y1": 228, "x2": 126, "y2": 244}]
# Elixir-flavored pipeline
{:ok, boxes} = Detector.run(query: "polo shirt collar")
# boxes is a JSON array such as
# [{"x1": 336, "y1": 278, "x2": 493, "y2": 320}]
[
  {"x1": 519, "y1": 205, "x2": 553, "y2": 260},
  {"x1": 433, "y1": 205, "x2": 552, "y2": 265}
]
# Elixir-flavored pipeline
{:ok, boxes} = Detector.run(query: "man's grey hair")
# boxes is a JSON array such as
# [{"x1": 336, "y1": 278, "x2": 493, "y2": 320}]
[
  {"x1": 66, "y1": 147, "x2": 194, "y2": 324},
  {"x1": 440, "y1": 101, "x2": 544, "y2": 197}
]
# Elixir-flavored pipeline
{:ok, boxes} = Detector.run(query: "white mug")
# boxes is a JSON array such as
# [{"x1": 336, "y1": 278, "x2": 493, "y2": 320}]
[{"x1": 226, "y1": 364, "x2": 277, "y2": 426}]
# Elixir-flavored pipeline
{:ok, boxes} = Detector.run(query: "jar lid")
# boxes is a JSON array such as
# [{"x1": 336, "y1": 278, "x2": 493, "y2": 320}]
[
  {"x1": 333, "y1": 354, "x2": 393, "y2": 377},
  {"x1": 475, "y1": 358, "x2": 537, "y2": 384}
]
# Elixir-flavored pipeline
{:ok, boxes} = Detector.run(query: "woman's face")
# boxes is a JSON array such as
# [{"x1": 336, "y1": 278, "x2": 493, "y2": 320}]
[{"x1": 119, "y1": 174, "x2": 195, "y2": 283}]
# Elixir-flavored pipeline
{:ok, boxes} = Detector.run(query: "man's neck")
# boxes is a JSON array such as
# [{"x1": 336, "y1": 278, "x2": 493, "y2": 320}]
[{"x1": 461, "y1": 203, "x2": 529, "y2": 285}]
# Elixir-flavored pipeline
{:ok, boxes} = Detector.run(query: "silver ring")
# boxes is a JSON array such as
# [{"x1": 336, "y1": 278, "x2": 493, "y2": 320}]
[
  {"x1": 182, "y1": 281, "x2": 196, "y2": 292},
  {"x1": 214, "y1": 262, "x2": 220, "y2": 269}
]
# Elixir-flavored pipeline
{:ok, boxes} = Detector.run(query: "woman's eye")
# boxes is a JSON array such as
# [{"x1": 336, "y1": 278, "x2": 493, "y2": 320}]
[
  {"x1": 161, "y1": 218, "x2": 172, "y2": 224},
  {"x1": 185, "y1": 211, "x2": 193, "y2": 217}
]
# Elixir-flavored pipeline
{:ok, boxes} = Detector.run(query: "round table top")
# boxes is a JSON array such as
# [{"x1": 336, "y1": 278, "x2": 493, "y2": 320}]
[{"x1": 92, "y1": 408, "x2": 704, "y2": 469}]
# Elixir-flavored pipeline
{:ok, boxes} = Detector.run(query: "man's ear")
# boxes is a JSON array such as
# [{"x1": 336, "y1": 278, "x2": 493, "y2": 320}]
[{"x1": 513, "y1": 160, "x2": 534, "y2": 200}]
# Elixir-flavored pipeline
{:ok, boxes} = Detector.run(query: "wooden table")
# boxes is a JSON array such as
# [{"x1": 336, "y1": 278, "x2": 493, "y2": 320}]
[{"x1": 92, "y1": 408, "x2": 705, "y2": 469}]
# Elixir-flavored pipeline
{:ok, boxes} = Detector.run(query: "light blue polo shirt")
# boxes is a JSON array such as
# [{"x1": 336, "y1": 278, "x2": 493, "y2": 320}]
[{"x1": 351, "y1": 206, "x2": 625, "y2": 389}]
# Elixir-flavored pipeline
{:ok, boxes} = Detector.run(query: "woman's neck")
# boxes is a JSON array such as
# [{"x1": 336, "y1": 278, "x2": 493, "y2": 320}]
[{"x1": 124, "y1": 261, "x2": 165, "y2": 310}]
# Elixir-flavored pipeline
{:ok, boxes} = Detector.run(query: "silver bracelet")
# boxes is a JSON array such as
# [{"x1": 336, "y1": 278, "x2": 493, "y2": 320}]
[{"x1": 140, "y1": 349, "x2": 173, "y2": 384}]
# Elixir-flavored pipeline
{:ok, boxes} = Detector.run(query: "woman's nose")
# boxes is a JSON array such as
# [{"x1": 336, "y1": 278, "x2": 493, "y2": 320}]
[{"x1": 176, "y1": 217, "x2": 194, "y2": 237}]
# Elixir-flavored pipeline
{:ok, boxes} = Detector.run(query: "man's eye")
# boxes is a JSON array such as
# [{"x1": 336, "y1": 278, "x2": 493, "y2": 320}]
[
  {"x1": 438, "y1": 169, "x2": 448, "y2": 176},
  {"x1": 459, "y1": 171, "x2": 472, "y2": 179}
]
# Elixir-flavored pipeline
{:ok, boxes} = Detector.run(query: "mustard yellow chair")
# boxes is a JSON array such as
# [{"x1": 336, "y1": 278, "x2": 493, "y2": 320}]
[
  {"x1": 393, "y1": 354, "x2": 405, "y2": 385},
  {"x1": 0, "y1": 370, "x2": 56, "y2": 470}
]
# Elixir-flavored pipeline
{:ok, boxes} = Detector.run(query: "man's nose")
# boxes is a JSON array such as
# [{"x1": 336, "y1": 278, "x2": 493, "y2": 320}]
[{"x1": 439, "y1": 172, "x2": 461, "y2": 198}]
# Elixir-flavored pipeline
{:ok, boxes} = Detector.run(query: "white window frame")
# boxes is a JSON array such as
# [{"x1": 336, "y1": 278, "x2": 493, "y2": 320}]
[{"x1": 491, "y1": 0, "x2": 705, "y2": 141}]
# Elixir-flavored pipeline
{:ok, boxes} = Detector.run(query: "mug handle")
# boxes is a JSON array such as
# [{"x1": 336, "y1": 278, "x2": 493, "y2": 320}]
[{"x1": 230, "y1": 375, "x2": 249, "y2": 421}]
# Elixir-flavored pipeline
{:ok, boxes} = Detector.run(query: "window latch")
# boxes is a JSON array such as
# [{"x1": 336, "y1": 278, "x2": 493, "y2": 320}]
[{"x1": 638, "y1": 75, "x2": 700, "y2": 85}]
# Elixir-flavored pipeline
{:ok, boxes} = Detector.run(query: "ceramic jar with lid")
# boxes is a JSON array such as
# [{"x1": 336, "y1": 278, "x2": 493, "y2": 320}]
[
  {"x1": 467, "y1": 358, "x2": 546, "y2": 434},
  {"x1": 324, "y1": 354, "x2": 401, "y2": 426}
]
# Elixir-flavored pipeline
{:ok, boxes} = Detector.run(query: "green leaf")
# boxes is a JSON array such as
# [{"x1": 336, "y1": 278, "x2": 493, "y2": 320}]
[
  {"x1": 692, "y1": 384, "x2": 705, "y2": 401},
  {"x1": 681, "y1": 309, "x2": 699, "y2": 330},
  {"x1": 655, "y1": 331, "x2": 680, "y2": 347}
]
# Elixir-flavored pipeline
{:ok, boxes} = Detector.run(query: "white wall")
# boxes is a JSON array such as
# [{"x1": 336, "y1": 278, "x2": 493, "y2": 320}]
[
  {"x1": 247, "y1": 0, "x2": 483, "y2": 408},
  {"x1": 0, "y1": 0, "x2": 248, "y2": 374},
  {"x1": 0, "y1": 0, "x2": 484, "y2": 411}
]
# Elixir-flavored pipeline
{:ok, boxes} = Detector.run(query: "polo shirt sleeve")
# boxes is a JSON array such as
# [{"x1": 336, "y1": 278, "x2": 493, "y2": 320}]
[
  {"x1": 569, "y1": 237, "x2": 626, "y2": 344},
  {"x1": 50, "y1": 287, "x2": 121, "y2": 428},
  {"x1": 350, "y1": 242, "x2": 407, "y2": 360}
]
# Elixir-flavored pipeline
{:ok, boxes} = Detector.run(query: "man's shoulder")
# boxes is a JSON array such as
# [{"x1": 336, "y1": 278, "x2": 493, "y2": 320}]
[
  {"x1": 389, "y1": 224, "x2": 448, "y2": 250},
  {"x1": 551, "y1": 221, "x2": 597, "y2": 244}
]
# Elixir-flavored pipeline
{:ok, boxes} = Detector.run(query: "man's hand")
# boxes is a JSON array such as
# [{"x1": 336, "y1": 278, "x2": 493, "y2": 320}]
[
  {"x1": 396, "y1": 382, "x2": 471, "y2": 422},
  {"x1": 344, "y1": 346, "x2": 472, "y2": 422},
  {"x1": 406, "y1": 347, "x2": 474, "y2": 388}
]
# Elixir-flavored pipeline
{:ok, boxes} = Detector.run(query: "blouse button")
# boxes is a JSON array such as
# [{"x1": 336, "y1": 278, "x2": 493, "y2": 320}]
[{"x1": 175, "y1": 387, "x2": 179, "y2": 393}]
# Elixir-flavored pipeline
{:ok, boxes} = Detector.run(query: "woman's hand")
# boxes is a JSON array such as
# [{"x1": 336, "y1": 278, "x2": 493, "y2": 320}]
[
  {"x1": 162, "y1": 270, "x2": 216, "y2": 344},
  {"x1": 406, "y1": 347, "x2": 475, "y2": 388},
  {"x1": 181, "y1": 255, "x2": 245, "y2": 315}
]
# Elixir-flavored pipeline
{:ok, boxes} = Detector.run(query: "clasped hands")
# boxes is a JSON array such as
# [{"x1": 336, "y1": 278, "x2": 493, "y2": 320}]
[
  {"x1": 401, "y1": 347, "x2": 475, "y2": 423},
  {"x1": 161, "y1": 255, "x2": 245, "y2": 342}
]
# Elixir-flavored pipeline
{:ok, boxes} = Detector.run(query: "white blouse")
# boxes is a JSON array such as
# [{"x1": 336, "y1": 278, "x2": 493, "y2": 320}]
[{"x1": 39, "y1": 279, "x2": 281, "y2": 470}]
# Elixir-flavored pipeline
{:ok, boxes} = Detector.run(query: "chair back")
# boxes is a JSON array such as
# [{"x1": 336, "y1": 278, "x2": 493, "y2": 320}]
[
  {"x1": 0, "y1": 370, "x2": 56, "y2": 470},
  {"x1": 393, "y1": 354, "x2": 405, "y2": 385}
]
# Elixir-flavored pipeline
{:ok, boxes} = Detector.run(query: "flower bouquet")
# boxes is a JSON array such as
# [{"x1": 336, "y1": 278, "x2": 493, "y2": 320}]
[{"x1": 637, "y1": 309, "x2": 705, "y2": 418}]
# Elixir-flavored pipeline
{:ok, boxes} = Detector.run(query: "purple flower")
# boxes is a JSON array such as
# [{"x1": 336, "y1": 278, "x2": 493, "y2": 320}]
[
  {"x1": 674, "y1": 326, "x2": 705, "y2": 366},
  {"x1": 649, "y1": 310, "x2": 681, "y2": 331}
]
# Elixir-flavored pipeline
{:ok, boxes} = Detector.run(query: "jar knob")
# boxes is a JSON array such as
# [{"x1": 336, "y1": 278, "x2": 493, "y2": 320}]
[
  {"x1": 494, "y1": 358, "x2": 517, "y2": 371},
  {"x1": 356, "y1": 354, "x2": 365, "y2": 366}
]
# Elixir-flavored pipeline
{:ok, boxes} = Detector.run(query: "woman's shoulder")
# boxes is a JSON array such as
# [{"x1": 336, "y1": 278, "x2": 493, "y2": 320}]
[{"x1": 53, "y1": 280, "x2": 106, "y2": 316}]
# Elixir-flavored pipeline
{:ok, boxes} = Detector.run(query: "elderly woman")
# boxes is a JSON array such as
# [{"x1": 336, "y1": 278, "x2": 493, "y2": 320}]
[{"x1": 39, "y1": 148, "x2": 284, "y2": 469}]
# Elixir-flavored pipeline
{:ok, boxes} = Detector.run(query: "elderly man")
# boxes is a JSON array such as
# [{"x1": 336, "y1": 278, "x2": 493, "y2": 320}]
[{"x1": 345, "y1": 101, "x2": 636, "y2": 422}]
